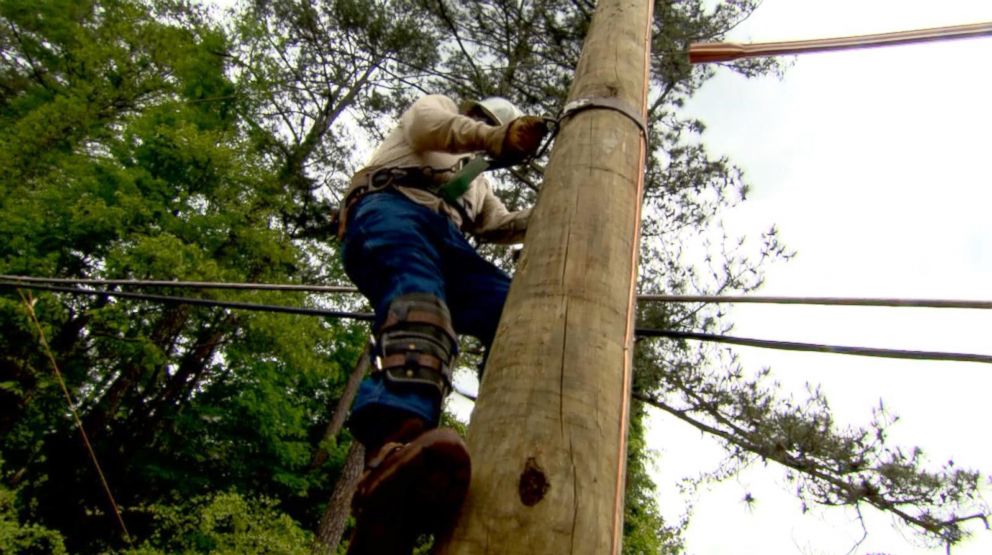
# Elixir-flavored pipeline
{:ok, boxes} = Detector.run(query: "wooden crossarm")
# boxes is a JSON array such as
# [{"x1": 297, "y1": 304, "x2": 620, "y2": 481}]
[{"x1": 690, "y1": 21, "x2": 992, "y2": 63}]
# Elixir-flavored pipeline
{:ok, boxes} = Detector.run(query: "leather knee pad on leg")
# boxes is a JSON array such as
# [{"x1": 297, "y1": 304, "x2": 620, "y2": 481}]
[{"x1": 374, "y1": 293, "x2": 458, "y2": 401}]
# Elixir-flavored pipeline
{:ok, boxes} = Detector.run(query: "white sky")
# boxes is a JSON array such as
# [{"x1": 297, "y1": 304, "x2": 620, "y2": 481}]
[{"x1": 649, "y1": 1, "x2": 992, "y2": 554}]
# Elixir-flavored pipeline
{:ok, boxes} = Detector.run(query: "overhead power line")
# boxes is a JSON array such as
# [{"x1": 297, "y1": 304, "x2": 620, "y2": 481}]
[
  {"x1": 638, "y1": 294, "x2": 992, "y2": 310},
  {"x1": 2, "y1": 280, "x2": 988, "y2": 365},
  {"x1": 637, "y1": 328, "x2": 992, "y2": 365},
  {"x1": 3, "y1": 275, "x2": 990, "y2": 310},
  {"x1": 0, "y1": 274, "x2": 357, "y2": 293},
  {"x1": 0, "y1": 280, "x2": 373, "y2": 321}
]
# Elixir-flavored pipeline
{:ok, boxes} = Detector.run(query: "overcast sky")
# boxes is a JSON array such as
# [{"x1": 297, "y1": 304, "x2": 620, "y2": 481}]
[{"x1": 649, "y1": 1, "x2": 992, "y2": 554}]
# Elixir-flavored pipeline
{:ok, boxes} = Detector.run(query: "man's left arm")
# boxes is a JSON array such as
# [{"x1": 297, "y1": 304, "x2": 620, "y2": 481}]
[{"x1": 469, "y1": 179, "x2": 531, "y2": 244}]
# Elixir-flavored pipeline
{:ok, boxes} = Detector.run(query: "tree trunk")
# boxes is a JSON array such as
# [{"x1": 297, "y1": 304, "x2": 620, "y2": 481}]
[
  {"x1": 310, "y1": 347, "x2": 369, "y2": 554},
  {"x1": 309, "y1": 347, "x2": 369, "y2": 471},
  {"x1": 311, "y1": 442, "x2": 364, "y2": 555},
  {"x1": 436, "y1": 0, "x2": 653, "y2": 553},
  {"x1": 82, "y1": 304, "x2": 190, "y2": 439},
  {"x1": 131, "y1": 314, "x2": 233, "y2": 440}
]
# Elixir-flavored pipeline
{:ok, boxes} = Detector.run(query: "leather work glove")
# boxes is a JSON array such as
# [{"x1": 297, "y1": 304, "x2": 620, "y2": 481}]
[{"x1": 486, "y1": 116, "x2": 548, "y2": 163}]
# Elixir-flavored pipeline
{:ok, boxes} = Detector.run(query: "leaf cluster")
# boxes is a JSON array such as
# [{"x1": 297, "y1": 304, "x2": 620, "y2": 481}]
[{"x1": 0, "y1": 1, "x2": 367, "y2": 551}]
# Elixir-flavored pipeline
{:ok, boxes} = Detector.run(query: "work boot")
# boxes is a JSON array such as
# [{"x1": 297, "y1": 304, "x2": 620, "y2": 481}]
[{"x1": 346, "y1": 427, "x2": 471, "y2": 555}]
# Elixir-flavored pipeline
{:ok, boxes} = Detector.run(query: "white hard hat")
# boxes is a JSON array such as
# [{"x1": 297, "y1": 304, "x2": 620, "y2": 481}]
[{"x1": 460, "y1": 97, "x2": 523, "y2": 125}]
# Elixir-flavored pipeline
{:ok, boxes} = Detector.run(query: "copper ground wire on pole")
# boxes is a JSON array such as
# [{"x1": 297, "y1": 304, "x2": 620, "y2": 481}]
[{"x1": 613, "y1": 1, "x2": 654, "y2": 551}]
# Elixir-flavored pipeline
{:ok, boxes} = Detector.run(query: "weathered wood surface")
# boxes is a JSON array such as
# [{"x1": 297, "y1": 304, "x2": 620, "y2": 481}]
[{"x1": 436, "y1": 0, "x2": 653, "y2": 553}]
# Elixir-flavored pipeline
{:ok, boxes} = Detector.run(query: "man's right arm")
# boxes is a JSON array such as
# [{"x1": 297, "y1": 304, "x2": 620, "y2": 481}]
[
  {"x1": 402, "y1": 95, "x2": 502, "y2": 155},
  {"x1": 401, "y1": 95, "x2": 547, "y2": 162}
]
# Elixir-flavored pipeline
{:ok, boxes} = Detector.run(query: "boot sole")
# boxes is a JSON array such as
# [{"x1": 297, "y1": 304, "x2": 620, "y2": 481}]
[{"x1": 347, "y1": 429, "x2": 470, "y2": 555}]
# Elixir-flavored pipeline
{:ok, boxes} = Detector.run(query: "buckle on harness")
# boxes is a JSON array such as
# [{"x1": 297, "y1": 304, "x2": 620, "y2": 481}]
[
  {"x1": 336, "y1": 162, "x2": 472, "y2": 240},
  {"x1": 373, "y1": 166, "x2": 443, "y2": 192},
  {"x1": 371, "y1": 293, "x2": 458, "y2": 400}
]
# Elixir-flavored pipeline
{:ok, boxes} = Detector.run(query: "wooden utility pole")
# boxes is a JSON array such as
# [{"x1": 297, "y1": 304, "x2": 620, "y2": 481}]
[{"x1": 437, "y1": 0, "x2": 653, "y2": 553}]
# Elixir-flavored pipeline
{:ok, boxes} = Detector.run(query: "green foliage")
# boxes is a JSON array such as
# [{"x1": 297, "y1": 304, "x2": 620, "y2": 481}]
[
  {"x1": 1, "y1": 0, "x2": 365, "y2": 551},
  {"x1": 623, "y1": 406, "x2": 681, "y2": 554},
  {"x1": 634, "y1": 366, "x2": 989, "y2": 547},
  {"x1": 0, "y1": 460, "x2": 67, "y2": 555},
  {"x1": 125, "y1": 492, "x2": 312, "y2": 554}
]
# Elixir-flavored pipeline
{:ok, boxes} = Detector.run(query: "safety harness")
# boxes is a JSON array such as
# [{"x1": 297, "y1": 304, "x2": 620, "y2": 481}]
[
  {"x1": 335, "y1": 117, "x2": 559, "y2": 240},
  {"x1": 337, "y1": 160, "x2": 477, "y2": 239},
  {"x1": 338, "y1": 96, "x2": 646, "y2": 239}
]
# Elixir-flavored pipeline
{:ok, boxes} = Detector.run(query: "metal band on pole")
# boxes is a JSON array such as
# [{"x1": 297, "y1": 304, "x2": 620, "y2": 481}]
[{"x1": 560, "y1": 96, "x2": 649, "y2": 137}]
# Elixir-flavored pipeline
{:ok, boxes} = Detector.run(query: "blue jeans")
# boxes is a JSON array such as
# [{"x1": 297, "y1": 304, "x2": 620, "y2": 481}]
[{"x1": 342, "y1": 190, "x2": 511, "y2": 425}]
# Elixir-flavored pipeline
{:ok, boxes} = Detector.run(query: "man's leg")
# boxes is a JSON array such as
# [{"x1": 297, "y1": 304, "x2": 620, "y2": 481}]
[
  {"x1": 341, "y1": 192, "x2": 470, "y2": 553},
  {"x1": 342, "y1": 191, "x2": 452, "y2": 437},
  {"x1": 440, "y1": 229, "x2": 513, "y2": 370}
]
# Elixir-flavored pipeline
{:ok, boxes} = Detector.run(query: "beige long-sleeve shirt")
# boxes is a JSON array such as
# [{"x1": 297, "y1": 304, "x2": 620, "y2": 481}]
[{"x1": 344, "y1": 95, "x2": 530, "y2": 244}]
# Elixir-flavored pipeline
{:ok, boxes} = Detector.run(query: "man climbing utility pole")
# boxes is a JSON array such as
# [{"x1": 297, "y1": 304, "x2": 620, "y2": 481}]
[{"x1": 437, "y1": 0, "x2": 653, "y2": 553}]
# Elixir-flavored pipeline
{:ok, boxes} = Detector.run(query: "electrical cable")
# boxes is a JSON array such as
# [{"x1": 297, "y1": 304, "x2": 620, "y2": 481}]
[
  {"x1": 4, "y1": 275, "x2": 991, "y2": 310},
  {"x1": 638, "y1": 294, "x2": 992, "y2": 310},
  {"x1": 0, "y1": 274, "x2": 357, "y2": 293},
  {"x1": 689, "y1": 21, "x2": 992, "y2": 64},
  {"x1": 4, "y1": 281, "x2": 990, "y2": 365},
  {"x1": 0, "y1": 280, "x2": 374, "y2": 321},
  {"x1": 637, "y1": 327, "x2": 992, "y2": 365}
]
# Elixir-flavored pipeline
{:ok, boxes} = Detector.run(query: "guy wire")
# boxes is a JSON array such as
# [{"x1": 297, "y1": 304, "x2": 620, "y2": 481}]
[{"x1": 16, "y1": 289, "x2": 133, "y2": 545}]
